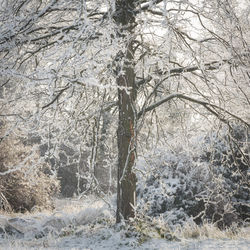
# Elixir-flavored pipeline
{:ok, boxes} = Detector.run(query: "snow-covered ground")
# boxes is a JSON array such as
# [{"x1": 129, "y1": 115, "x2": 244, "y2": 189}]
[{"x1": 0, "y1": 196, "x2": 249, "y2": 250}]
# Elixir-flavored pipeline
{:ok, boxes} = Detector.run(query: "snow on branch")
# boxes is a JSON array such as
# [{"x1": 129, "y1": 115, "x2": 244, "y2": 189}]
[{"x1": 138, "y1": 93, "x2": 250, "y2": 127}]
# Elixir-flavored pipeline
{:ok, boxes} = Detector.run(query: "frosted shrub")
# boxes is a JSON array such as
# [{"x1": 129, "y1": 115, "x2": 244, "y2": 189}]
[
  {"x1": 136, "y1": 150, "x2": 211, "y2": 227},
  {"x1": 136, "y1": 125, "x2": 249, "y2": 229},
  {"x1": 0, "y1": 134, "x2": 59, "y2": 212},
  {"x1": 200, "y1": 125, "x2": 250, "y2": 227}
]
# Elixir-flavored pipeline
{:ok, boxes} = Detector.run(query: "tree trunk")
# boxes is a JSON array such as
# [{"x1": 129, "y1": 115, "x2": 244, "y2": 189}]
[{"x1": 115, "y1": 0, "x2": 137, "y2": 223}]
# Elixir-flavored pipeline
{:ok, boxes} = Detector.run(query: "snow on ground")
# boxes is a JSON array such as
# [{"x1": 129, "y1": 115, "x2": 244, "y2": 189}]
[{"x1": 0, "y1": 196, "x2": 249, "y2": 250}]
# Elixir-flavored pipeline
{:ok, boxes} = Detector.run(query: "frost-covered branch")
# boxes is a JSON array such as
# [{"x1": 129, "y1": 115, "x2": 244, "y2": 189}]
[{"x1": 138, "y1": 93, "x2": 250, "y2": 127}]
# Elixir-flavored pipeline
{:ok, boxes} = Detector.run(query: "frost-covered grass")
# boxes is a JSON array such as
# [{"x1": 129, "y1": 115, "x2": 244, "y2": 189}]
[
  {"x1": 175, "y1": 221, "x2": 250, "y2": 240},
  {"x1": 0, "y1": 196, "x2": 249, "y2": 250}
]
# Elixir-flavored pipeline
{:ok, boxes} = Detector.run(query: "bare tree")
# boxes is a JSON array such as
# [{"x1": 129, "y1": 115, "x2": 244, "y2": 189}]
[{"x1": 0, "y1": 0, "x2": 249, "y2": 222}]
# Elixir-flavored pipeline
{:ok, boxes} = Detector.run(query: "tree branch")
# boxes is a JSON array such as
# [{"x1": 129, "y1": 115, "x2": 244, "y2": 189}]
[
  {"x1": 136, "y1": 56, "x2": 237, "y2": 90},
  {"x1": 136, "y1": 0, "x2": 164, "y2": 14},
  {"x1": 162, "y1": 58, "x2": 233, "y2": 75},
  {"x1": 42, "y1": 85, "x2": 70, "y2": 110},
  {"x1": 138, "y1": 93, "x2": 250, "y2": 127}
]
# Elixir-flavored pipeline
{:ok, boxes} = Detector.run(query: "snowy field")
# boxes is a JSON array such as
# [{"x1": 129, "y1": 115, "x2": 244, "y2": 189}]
[{"x1": 0, "y1": 196, "x2": 249, "y2": 250}]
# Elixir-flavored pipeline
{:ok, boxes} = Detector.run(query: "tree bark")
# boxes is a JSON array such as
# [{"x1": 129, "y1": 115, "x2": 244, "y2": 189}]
[{"x1": 115, "y1": 0, "x2": 137, "y2": 223}]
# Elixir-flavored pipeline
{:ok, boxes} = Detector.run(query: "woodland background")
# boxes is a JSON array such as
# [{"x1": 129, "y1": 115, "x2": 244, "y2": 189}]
[{"x1": 0, "y1": 0, "x2": 249, "y2": 244}]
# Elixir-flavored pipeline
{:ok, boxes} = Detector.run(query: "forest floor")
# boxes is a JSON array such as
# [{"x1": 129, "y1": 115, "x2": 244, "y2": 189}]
[{"x1": 0, "y1": 196, "x2": 249, "y2": 250}]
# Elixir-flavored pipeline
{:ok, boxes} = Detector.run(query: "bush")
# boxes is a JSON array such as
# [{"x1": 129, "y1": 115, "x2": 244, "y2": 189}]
[
  {"x1": 136, "y1": 125, "x2": 250, "y2": 229},
  {"x1": 200, "y1": 125, "x2": 249, "y2": 227},
  {"x1": 0, "y1": 133, "x2": 59, "y2": 213},
  {"x1": 136, "y1": 150, "x2": 210, "y2": 227}
]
